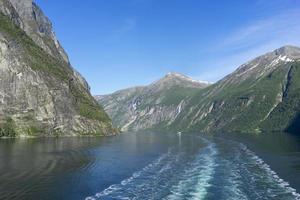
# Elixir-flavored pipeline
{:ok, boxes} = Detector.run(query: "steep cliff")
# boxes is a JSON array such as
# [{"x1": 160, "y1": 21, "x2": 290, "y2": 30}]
[{"x1": 0, "y1": 0, "x2": 114, "y2": 137}]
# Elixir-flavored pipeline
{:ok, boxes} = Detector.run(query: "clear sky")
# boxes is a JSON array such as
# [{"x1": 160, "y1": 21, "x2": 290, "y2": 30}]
[{"x1": 35, "y1": 0, "x2": 300, "y2": 95}]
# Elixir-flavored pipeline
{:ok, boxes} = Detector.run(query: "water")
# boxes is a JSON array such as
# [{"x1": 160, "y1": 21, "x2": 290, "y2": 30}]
[{"x1": 1, "y1": 132, "x2": 300, "y2": 200}]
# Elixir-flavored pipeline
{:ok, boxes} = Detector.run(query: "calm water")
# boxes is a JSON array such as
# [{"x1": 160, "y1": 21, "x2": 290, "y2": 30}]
[{"x1": 1, "y1": 132, "x2": 300, "y2": 200}]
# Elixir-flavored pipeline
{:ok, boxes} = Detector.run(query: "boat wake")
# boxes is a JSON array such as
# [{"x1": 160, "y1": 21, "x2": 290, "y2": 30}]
[
  {"x1": 164, "y1": 141, "x2": 217, "y2": 200},
  {"x1": 85, "y1": 137, "x2": 300, "y2": 200}
]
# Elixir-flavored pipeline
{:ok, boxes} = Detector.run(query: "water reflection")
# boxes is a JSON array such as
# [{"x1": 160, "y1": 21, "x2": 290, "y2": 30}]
[{"x1": 0, "y1": 137, "x2": 109, "y2": 200}]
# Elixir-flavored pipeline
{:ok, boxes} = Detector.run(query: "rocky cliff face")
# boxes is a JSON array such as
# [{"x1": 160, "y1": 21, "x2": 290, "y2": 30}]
[
  {"x1": 96, "y1": 73, "x2": 209, "y2": 131},
  {"x1": 0, "y1": 0, "x2": 114, "y2": 137},
  {"x1": 1, "y1": 0, "x2": 68, "y2": 62}
]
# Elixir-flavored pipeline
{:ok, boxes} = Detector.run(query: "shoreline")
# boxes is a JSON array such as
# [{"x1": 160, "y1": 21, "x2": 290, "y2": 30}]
[{"x1": 0, "y1": 132, "x2": 119, "y2": 139}]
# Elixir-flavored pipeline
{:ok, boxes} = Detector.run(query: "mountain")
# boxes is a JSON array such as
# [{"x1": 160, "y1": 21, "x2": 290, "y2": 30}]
[
  {"x1": 95, "y1": 73, "x2": 210, "y2": 131},
  {"x1": 0, "y1": 0, "x2": 115, "y2": 137},
  {"x1": 97, "y1": 46, "x2": 300, "y2": 134},
  {"x1": 171, "y1": 45, "x2": 300, "y2": 133}
]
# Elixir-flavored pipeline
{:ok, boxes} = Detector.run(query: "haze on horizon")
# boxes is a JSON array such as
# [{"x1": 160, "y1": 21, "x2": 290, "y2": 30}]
[{"x1": 36, "y1": 0, "x2": 300, "y2": 95}]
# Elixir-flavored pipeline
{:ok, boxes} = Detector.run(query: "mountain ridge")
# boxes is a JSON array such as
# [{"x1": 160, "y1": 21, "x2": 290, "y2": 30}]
[
  {"x1": 171, "y1": 45, "x2": 300, "y2": 133},
  {"x1": 96, "y1": 72, "x2": 210, "y2": 131},
  {"x1": 152, "y1": 72, "x2": 211, "y2": 87},
  {"x1": 95, "y1": 72, "x2": 209, "y2": 98},
  {"x1": 97, "y1": 45, "x2": 300, "y2": 134}
]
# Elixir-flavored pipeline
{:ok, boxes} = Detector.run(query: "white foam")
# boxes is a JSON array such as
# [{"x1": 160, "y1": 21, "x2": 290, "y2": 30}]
[
  {"x1": 240, "y1": 143, "x2": 300, "y2": 199},
  {"x1": 165, "y1": 141, "x2": 218, "y2": 200},
  {"x1": 85, "y1": 148, "x2": 173, "y2": 199}
]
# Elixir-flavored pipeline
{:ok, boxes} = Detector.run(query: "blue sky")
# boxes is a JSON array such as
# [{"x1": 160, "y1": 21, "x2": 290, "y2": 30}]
[{"x1": 36, "y1": 0, "x2": 300, "y2": 94}]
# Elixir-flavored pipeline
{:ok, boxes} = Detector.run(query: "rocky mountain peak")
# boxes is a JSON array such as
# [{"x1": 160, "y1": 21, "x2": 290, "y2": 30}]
[
  {"x1": 156, "y1": 72, "x2": 210, "y2": 88},
  {"x1": 227, "y1": 45, "x2": 300, "y2": 82},
  {"x1": 165, "y1": 72, "x2": 191, "y2": 79},
  {"x1": 166, "y1": 72, "x2": 185, "y2": 77},
  {"x1": 274, "y1": 45, "x2": 300, "y2": 59}
]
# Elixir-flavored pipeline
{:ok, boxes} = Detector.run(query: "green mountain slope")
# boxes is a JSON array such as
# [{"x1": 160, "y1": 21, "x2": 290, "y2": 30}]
[
  {"x1": 0, "y1": 0, "x2": 115, "y2": 137},
  {"x1": 95, "y1": 73, "x2": 210, "y2": 131},
  {"x1": 171, "y1": 46, "x2": 300, "y2": 133}
]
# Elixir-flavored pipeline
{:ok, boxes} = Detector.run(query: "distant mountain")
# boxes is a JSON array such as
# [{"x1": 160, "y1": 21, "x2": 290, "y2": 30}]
[
  {"x1": 97, "y1": 46, "x2": 300, "y2": 134},
  {"x1": 0, "y1": 0, "x2": 115, "y2": 137},
  {"x1": 95, "y1": 73, "x2": 210, "y2": 131}
]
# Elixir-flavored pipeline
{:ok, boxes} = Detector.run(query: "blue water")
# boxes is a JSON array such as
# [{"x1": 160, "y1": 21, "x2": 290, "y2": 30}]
[{"x1": 1, "y1": 132, "x2": 300, "y2": 199}]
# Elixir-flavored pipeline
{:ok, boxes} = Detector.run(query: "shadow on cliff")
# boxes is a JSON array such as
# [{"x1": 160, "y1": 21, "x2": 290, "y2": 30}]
[{"x1": 286, "y1": 113, "x2": 300, "y2": 135}]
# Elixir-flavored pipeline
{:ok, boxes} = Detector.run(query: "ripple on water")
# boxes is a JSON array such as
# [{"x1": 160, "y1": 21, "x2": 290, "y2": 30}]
[
  {"x1": 85, "y1": 149, "x2": 165, "y2": 199},
  {"x1": 85, "y1": 137, "x2": 300, "y2": 200},
  {"x1": 85, "y1": 138, "x2": 217, "y2": 200},
  {"x1": 208, "y1": 138, "x2": 300, "y2": 200},
  {"x1": 239, "y1": 143, "x2": 300, "y2": 200}
]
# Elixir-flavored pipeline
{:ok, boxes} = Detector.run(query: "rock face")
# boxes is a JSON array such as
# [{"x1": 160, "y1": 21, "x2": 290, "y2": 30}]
[
  {"x1": 96, "y1": 73, "x2": 210, "y2": 131},
  {"x1": 0, "y1": 0, "x2": 114, "y2": 137},
  {"x1": 1, "y1": 0, "x2": 68, "y2": 62},
  {"x1": 98, "y1": 46, "x2": 300, "y2": 134}
]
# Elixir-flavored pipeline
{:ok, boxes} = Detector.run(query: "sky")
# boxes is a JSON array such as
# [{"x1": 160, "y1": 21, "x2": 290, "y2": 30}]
[{"x1": 35, "y1": 0, "x2": 300, "y2": 95}]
